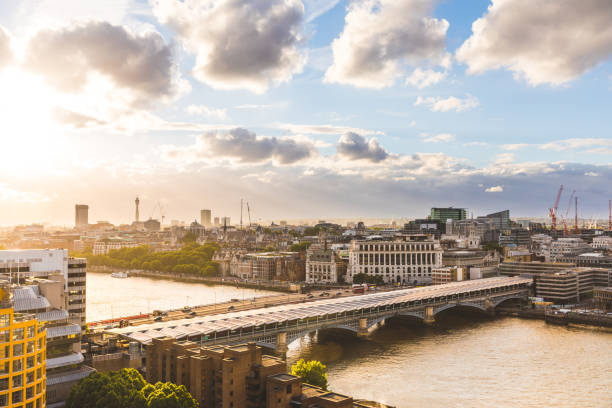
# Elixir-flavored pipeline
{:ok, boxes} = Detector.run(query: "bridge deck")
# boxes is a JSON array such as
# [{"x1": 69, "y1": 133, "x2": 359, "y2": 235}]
[{"x1": 109, "y1": 276, "x2": 531, "y2": 344}]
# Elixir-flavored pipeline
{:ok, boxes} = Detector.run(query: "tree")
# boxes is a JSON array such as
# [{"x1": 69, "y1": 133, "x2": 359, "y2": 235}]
[
  {"x1": 182, "y1": 232, "x2": 198, "y2": 243},
  {"x1": 66, "y1": 369, "x2": 199, "y2": 408},
  {"x1": 291, "y1": 359, "x2": 328, "y2": 390},
  {"x1": 289, "y1": 242, "x2": 311, "y2": 252},
  {"x1": 143, "y1": 382, "x2": 199, "y2": 408}
]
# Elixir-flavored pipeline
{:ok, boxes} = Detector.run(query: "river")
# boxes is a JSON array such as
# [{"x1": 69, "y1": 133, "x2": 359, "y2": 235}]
[
  {"x1": 86, "y1": 272, "x2": 278, "y2": 321},
  {"x1": 86, "y1": 273, "x2": 612, "y2": 407}
]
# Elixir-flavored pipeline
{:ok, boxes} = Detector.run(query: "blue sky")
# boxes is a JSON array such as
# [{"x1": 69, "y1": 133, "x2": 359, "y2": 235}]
[{"x1": 0, "y1": 0, "x2": 611, "y2": 225}]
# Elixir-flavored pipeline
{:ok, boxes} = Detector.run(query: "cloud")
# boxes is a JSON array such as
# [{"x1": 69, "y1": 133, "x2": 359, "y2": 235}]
[
  {"x1": 186, "y1": 104, "x2": 227, "y2": 120},
  {"x1": 152, "y1": 0, "x2": 306, "y2": 93},
  {"x1": 405, "y1": 67, "x2": 446, "y2": 88},
  {"x1": 163, "y1": 128, "x2": 317, "y2": 165},
  {"x1": 539, "y1": 138, "x2": 612, "y2": 151},
  {"x1": 420, "y1": 133, "x2": 455, "y2": 143},
  {"x1": 502, "y1": 143, "x2": 528, "y2": 151},
  {"x1": 336, "y1": 132, "x2": 389, "y2": 162},
  {"x1": 456, "y1": 0, "x2": 612, "y2": 86},
  {"x1": 485, "y1": 185, "x2": 503, "y2": 193},
  {"x1": 0, "y1": 183, "x2": 51, "y2": 203},
  {"x1": 278, "y1": 123, "x2": 383, "y2": 136},
  {"x1": 414, "y1": 94, "x2": 479, "y2": 112},
  {"x1": 494, "y1": 153, "x2": 514, "y2": 164},
  {"x1": 52, "y1": 107, "x2": 108, "y2": 128},
  {"x1": 23, "y1": 21, "x2": 184, "y2": 108},
  {"x1": 324, "y1": 0, "x2": 449, "y2": 88},
  {"x1": 584, "y1": 171, "x2": 600, "y2": 177},
  {"x1": 0, "y1": 26, "x2": 12, "y2": 69}
]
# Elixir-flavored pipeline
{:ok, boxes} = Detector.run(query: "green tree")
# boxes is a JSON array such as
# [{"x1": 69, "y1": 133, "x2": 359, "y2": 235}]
[
  {"x1": 290, "y1": 359, "x2": 328, "y2": 390},
  {"x1": 143, "y1": 382, "x2": 199, "y2": 408},
  {"x1": 289, "y1": 242, "x2": 311, "y2": 252},
  {"x1": 182, "y1": 232, "x2": 198, "y2": 243}
]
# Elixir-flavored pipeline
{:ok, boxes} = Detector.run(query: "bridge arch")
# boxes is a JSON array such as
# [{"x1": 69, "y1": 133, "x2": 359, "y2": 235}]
[
  {"x1": 434, "y1": 302, "x2": 487, "y2": 316},
  {"x1": 493, "y1": 295, "x2": 525, "y2": 308}
]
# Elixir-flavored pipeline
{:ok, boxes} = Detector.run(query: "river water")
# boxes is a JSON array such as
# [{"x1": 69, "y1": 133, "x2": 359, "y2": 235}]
[
  {"x1": 86, "y1": 272, "x2": 277, "y2": 321},
  {"x1": 86, "y1": 273, "x2": 612, "y2": 407}
]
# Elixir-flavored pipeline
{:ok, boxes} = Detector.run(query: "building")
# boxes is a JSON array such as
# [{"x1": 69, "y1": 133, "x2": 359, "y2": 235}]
[
  {"x1": 146, "y1": 338, "x2": 379, "y2": 408},
  {"x1": 146, "y1": 339, "x2": 286, "y2": 408},
  {"x1": 403, "y1": 219, "x2": 444, "y2": 239},
  {"x1": 499, "y1": 261, "x2": 576, "y2": 277},
  {"x1": 214, "y1": 217, "x2": 220, "y2": 227},
  {"x1": 431, "y1": 267, "x2": 465, "y2": 285},
  {"x1": 12, "y1": 278, "x2": 93, "y2": 406},
  {"x1": 347, "y1": 235, "x2": 442, "y2": 284},
  {"x1": 74, "y1": 204, "x2": 88, "y2": 228},
  {"x1": 143, "y1": 218, "x2": 161, "y2": 232},
  {"x1": 221, "y1": 217, "x2": 231, "y2": 227},
  {"x1": 591, "y1": 236, "x2": 612, "y2": 250},
  {"x1": 92, "y1": 238, "x2": 139, "y2": 255},
  {"x1": 485, "y1": 210, "x2": 510, "y2": 230},
  {"x1": 549, "y1": 238, "x2": 591, "y2": 261},
  {"x1": 594, "y1": 287, "x2": 612, "y2": 311},
  {"x1": 305, "y1": 243, "x2": 345, "y2": 284},
  {"x1": 200, "y1": 210, "x2": 212, "y2": 228},
  {"x1": 230, "y1": 253, "x2": 305, "y2": 282},
  {"x1": 430, "y1": 208, "x2": 466, "y2": 222},
  {"x1": 530, "y1": 234, "x2": 553, "y2": 261},
  {"x1": 0, "y1": 284, "x2": 47, "y2": 408},
  {"x1": 0, "y1": 250, "x2": 87, "y2": 329},
  {"x1": 498, "y1": 228, "x2": 530, "y2": 248}
]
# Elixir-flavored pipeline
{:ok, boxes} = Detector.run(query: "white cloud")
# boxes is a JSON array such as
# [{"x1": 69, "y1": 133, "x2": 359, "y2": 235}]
[
  {"x1": 584, "y1": 171, "x2": 600, "y2": 177},
  {"x1": 502, "y1": 143, "x2": 528, "y2": 151},
  {"x1": 419, "y1": 133, "x2": 455, "y2": 143},
  {"x1": 186, "y1": 104, "x2": 227, "y2": 120},
  {"x1": 539, "y1": 138, "x2": 612, "y2": 151},
  {"x1": 324, "y1": 0, "x2": 449, "y2": 88},
  {"x1": 152, "y1": 0, "x2": 306, "y2": 93},
  {"x1": 414, "y1": 94, "x2": 479, "y2": 112},
  {"x1": 0, "y1": 183, "x2": 51, "y2": 203},
  {"x1": 277, "y1": 123, "x2": 383, "y2": 136},
  {"x1": 485, "y1": 185, "x2": 503, "y2": 193},
  {"x1": 494, "y1": 153, "x2": 514, "y2": 164},
  {"x1": 405, "y1": 67, "x2": 446, "y2": 88},
  {"x1": 0, "y1": 26, "x2": 12, "y2": 69},
  {"x1": 336, "y1": 132, "x2": 389, "y2": 162},
  {"x1": 456, "y1": 0, "x2": 612, "y2": 86}
]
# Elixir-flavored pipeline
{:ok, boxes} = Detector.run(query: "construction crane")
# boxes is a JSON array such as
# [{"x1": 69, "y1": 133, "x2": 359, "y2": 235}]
[
  {"x1": 609, "y1": 200, "x2": 611, "y2": 232},
  {"x1": 574, "y1": 196, "x2": 578, "y2": 234},
  {"x1": 246, "y1": 201, "x2": 252, "y2": 228},
  {"x1": 562, "y1": 189, "x2": 575, "y2": 237},
  {"x1": 549, "y1": 185, "x2": 563, "y2": 231},
  {"x1": 149, "y1": 202, "x2": 165, "y2": 225}
]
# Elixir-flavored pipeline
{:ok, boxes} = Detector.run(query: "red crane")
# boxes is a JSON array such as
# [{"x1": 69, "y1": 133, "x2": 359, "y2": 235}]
[
  {"x1": 574, "y1": 196, "x2": 578, "y2": 234},
  {"x1": 562, "y1": 189, "x2": 575, "y2": 237},
  {"x1": 549, "y1": 185, "x2": 563, "y2": 231}
]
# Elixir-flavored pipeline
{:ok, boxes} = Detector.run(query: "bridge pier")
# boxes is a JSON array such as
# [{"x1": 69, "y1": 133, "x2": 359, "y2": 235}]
[
  {"x1": 424, "y1": 306, "x2": 435, "y2": 325},
  {"x1": 276, "y1": 332, "x2": 288, "y2": 357},
  {"x1": 357, "y1": 318, "x2": 369, "y2": 337},
  {"x1": 485, "y1": 298, "x2": 496, "y2": 317}
]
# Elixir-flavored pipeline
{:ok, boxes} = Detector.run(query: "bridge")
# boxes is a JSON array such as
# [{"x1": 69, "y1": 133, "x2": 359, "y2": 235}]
[{"x1": 109, "y1": 276, "x2": 531, "y2": 352}]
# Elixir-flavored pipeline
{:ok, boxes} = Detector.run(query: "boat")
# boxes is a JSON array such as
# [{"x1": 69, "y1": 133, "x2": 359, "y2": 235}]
[{"x1": 111, "y1": 272, "x2": 129, "y2": 279}]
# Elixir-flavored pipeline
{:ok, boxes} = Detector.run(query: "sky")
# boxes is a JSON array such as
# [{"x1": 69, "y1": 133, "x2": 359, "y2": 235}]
[{"x1": 0, "y1": 0, "x2": 611, "y2": 226}]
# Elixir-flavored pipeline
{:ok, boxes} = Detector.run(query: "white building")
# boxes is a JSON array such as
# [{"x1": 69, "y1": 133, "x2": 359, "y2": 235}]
[
  {"x1": 530, "y1": 234, "x2": 553, "y2": 261},
  {"x1": 347, "y1": 235, "x2": 442, "y2": 284},
  {"x1": 0, "y1": 249, "x2": 87, "y2": 328},
  {"x1": 93, "y1": 238, "x2": 139, "y2": 255},
  {"x1": 549, "y1": 238, "x2": 591, "y2": 261},
  {"x1": 591, "y1": 236, "x2": 612, "y2": 250}
]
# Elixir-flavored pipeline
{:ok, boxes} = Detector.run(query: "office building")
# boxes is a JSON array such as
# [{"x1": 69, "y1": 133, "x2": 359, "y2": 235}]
[
  {"x1": 431, "y1": 266, "x2": 465, "y2": 285},
  {"x1": 230, "y1": 252, "x2": 305, "y2": 282},
  {"x1": 0, "y1": 250, "x2": 87, "y2": 329},
  {"x1": 591, "y1": 236, "x2": 612, "y2": 250},
  {"x1": 594, "y1": 287, "x2": 612, "y2": 311},
  {"x1": 12, "y1": 277, "x2": 92, "y2": 406},
  {"x1": 485, "y1": 210, "x2": 510, "y2": 230},
  {"x1": 498, "y1": 228, "x2": 530, "y2": 248},
  {"x1": 430, "y1": 208, "x2": 466, "y2": 222},
  {"x1": 74, "y1": 205, "x2": 88, "y2": 228},
  {"x1": 403, "y1": 219, "x2": 443, "y2": 239},
  {"x1": 305, "y1": 243, "x2": 345, "y2": 284},
  {"x1": 214, "y1": 217, "x2": 220, "y2": 227},
  {"x1": 0, "y1": 284, "x2": 47, "y2": 408},
  {"x1": 549, "y1": 238, "x2": 591, "y2": 261},
  {"x1": 530, "y1": 234, "x2": 553, "y2": 261},
  {"x1": 221, "y1": 217, "x2": 231, "y2": 227},
  {"x1": 347, "y1": 235, "x2": 442, "y2": 284},
  {"x1": 200, "y1": 210, "x2": 212, "y2": 228}
]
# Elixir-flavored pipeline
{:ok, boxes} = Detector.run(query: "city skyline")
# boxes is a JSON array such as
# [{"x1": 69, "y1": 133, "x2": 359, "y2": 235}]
[{"x1": 0, "y1": 0, "x2": 611, "y2": 225}]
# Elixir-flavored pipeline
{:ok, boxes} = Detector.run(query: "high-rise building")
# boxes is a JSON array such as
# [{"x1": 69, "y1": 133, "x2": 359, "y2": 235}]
[
  {"x1": 221, "y1": 217, "x2": 231, "y2": 227},
  {"x1": 74, "y1": 204, "x2": 88, "y2": 228},
  {"x1": 485, "y1": 210, "x2": 510, "y2": 230},
  {"x1": 213, "y1": 217, "x2": 220, "y2": 227},
  {"x1": 430, "y1": 207, "x2": 466, "y2": 222},
  {"x1": 135, "y1": 197, "x2": 140, "y2": 223},
  {"x1": 200, "y1": 209, "x2": 212, "y2": 227},
  {"x1": 0, "y1": 284, "x2": 47, "y2": 408}
]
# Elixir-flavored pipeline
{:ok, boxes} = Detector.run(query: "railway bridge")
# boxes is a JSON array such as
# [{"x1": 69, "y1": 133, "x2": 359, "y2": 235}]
[{"x1": 109, "y1": 277, "x2": 531, "y2": 352}]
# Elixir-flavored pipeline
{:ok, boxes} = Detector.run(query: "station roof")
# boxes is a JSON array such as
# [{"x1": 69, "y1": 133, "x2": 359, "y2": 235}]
[{"x1": 109, "y1": 276, "x2": 530, "y2": 344}]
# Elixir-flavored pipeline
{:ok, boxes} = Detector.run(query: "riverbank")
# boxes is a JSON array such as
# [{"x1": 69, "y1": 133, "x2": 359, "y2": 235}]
[
  {"x1": 498, "y1": 306, "x2": 612, "y2": 330},
  {"x1": 88, "y1": 265, "x2": 297, "y2": 293}
]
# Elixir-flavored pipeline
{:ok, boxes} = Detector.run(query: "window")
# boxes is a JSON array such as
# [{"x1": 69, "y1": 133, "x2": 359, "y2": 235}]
[
  {"x1": 26, "y1": 372, "x2": 34, "y2": 384},
  {"x1": 286, "y1": 384, "x2": 292, "y2": 394},
  {"x1": 12, "y1": 375, "x2": 22, "y2": 387},
  {"x1": 13, "y1": 328, "x2": 24, "y2": 341},
  {"x1": 27, "y1": 342, "x2": 34, "y2": 354},
  {"x1": 26, "y1": 357, "x2": 34, "y2": 369},
  {"x1": 12, "y1": 390, "x2": 22, "y2": 403},
  {"x1": 13, "y1": 343, "x2": 23, "y2": 356},
  {"x1": 0, "y1": 394, "x2": 7, "y2": 407},
  {"x1": 26, "y1": 386, "x2": 33, "y2": 399},
  {"x1": 0, "y1": 362, "x2": 8, "y2": 375},
  {"x1": 0, "y1": 330, "x2": 9, "y2": 343},
  {"x1": 0, "y1": 378, "x2": 8, "y2": 391},
  {"x1": 0, "y1": 314, "x2": 9, "y2": 328},
  {"x1": 13, "y1": 359, "x2": 22, "y2": 372},
  {"x1": 26, "y1": 327, "x2": 34, "y2": 339}
]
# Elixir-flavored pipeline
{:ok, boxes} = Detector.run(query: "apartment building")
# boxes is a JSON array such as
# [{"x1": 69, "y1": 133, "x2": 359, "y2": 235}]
[
  {"x1": 92, "y1": 238, "x2": 139, "y2": 255},
  {"x1": 591, "y1": 236, "x2": 612, "y2": 250},
  {"x1": 431, "y1": 267, "x2": 465, "y2": 285},
  {"x1": 0, "y1": 284, "x2": 47, "y2": 408},
  {"x1": 347, "y1": 235, "x2": 442, "y2": 284}
]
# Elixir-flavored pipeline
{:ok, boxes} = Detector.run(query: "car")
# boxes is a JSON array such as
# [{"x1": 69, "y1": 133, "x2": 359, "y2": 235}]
[
  {"x1": 230, "y1": 298, "x2": 239, "y2": 302},
  {"x1": 154, "y1": 316, "x2": 163, "y2": 322},
  {"x1": 189, "y1": 311, "x2": 196, "y2": 316},
  {"x1": 307, "y1": 294, "x2": 314, "y2": 299},
  {"x1": 228, "y1": 305, "x2": 235, "y2": 311},
  {"x1": 335, "y1": 292, "x2": 342, "y2": 296},
  {"x1": 319, "y1": 293, "x2": 326, "y2": 297}
]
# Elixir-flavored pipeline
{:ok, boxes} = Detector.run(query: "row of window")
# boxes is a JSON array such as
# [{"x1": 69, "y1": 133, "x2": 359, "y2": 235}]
[
  {"x1": 0, "y1": 327, "x2": 39, "y2": 342},
  {"x1": 0, "y1": 352, "x2": 44, "y2": 371},
  {"x1": 357, "y1": 243, "x2": 435, "y2": 252},
  {"x1": 355, "y1": 266, "x2": 433, "y2": 276},
  {"x1": 356, "y1": 252, "x2": 438, "y2": 266}
]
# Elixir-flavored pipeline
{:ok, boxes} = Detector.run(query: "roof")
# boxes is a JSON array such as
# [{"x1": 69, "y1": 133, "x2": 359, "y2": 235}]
[
  {"x1": 47, "y1": 352, "x2": 84, "y2": 369},
  {"x1": 36, "y1": 309, "x2": 69, "y2": 322},
  {"x1": 109, "y1": 276, "x2": 531, "y2": 344},
  {"x1": 12, "y1": 286, "x2": 50, "y2": 312},
  {"x1": 47, "y1": 324, "x2": 81, "y2": 339},
  {"x1": 46, "y1": 366, "x2": 95, "y2": 386}
]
